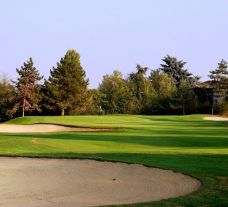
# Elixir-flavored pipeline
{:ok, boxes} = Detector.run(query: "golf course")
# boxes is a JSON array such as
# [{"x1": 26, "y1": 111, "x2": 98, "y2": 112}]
[{"x1": 0, "y1": 114, "x2": 227, "y2": 206}]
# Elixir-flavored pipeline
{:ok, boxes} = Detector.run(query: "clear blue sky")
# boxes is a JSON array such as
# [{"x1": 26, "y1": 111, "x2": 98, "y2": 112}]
[{"x1": 0, "y1": 0, "x2": 227, "y2": 88}]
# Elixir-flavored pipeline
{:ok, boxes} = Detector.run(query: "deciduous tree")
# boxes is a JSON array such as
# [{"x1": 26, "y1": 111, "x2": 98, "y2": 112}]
[
  {"x1": 0, "y1": 75, "x2": 14, "y2": 120},
  {"x1": 128, "y1": 65, "x2": 154, "y2": 113},
  {"x1": 149, "y1": 70, "x2": 176, "y2": 113},
  {"x1": 99, "y1": 70, "x2": 131, "y2": 114},
  {"x1": 176, "y1": 79, "x2": 194, "y2": 115}
]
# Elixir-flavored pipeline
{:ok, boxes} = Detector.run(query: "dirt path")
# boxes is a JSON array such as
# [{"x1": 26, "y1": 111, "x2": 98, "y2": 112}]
[
  {"x1": 0, "y1": 124, "x2": 110, "y2": 133},
  {"x1": 0, "y1": 157, "x2": 200, "y2": 207},
  {"x1": 203, "y1": 116, "x2": 228, "y2": 121}
]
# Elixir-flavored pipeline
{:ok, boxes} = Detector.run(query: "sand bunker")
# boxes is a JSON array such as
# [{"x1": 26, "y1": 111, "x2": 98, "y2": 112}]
[
  {"x1": 203, "y1": 116, "x2": 228, "y2": 121},
  {"x1": 0, "y1": 157, "x2": 200, "y2": 207},
  {"x1": 0, "y1": 124, "x2": 110, "y2": 133}
]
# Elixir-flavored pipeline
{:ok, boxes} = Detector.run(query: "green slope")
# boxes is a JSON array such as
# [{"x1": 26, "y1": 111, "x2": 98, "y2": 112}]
[{"x1": 1, "y1": 115, "x2": 228, "y2": 206}]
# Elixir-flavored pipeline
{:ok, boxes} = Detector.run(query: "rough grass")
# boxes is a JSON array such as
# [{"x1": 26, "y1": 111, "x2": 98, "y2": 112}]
[{"x1": 1, "y1": 115, "x2": 228, "y2": 206}]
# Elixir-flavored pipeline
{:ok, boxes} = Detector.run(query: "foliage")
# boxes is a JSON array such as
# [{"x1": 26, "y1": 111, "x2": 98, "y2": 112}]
[
  {"x1": 148, "y1": 70, "x2": 176, "y2": 113},
  {"x1": 87, "y1": 89, "x2": 106, "y2": 114},
  {"x1": 99, "y1": 70, "x2": 132, "y2": 114},
  {"x1": 160, "y1": 55, "x2": 199, "y2": 87},
  {"x1": 150, "y1": 70, "x2": 176, "y2": 98},
  {"x1": 175, "y1": 79, "x2": 194, "y2": 115},
  {"x1": 1, "y1": 53, "x2": 227, "y2": 118},
  {"x1": 209, "y1": 59, "x2": 228, "y2": 89},
  {"x1": 45, "y1": 50, "x2": 89, "y2": 115},
  {"x1": 38, "y1": 84, "x2": 59, "y2": 115},
  {"x1": 209, "y1": 59, "x2": 228, "y2": 114},
  {"x1": 128, "y1": 65, "x2": 155, "y2": 113},
  {"x1": 9, "y1": 58, "x2": 43, "y2": 117},
  {"x1": 0, "y1": 75, "x2": 14, "y2": 121}
]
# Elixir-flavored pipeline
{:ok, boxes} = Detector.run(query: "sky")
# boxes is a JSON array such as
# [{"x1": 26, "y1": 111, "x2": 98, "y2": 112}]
[{"x1": 0, "y1": 0, "x2": 227, "y2": 88}]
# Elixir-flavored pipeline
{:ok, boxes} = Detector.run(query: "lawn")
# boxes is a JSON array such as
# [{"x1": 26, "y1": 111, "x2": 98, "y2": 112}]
[{"x1": 1, "y1": 115, "x2": 228, "y2": 206}]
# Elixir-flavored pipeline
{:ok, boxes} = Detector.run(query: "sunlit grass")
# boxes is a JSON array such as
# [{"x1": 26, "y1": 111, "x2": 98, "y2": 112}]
[{"x1": 1, "y1": 114, "x2": 228, "y2": 206}]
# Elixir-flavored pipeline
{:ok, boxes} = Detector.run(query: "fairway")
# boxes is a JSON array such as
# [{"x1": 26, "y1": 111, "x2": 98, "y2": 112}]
[{"x1": 0, "y1": 115, "x2": 228, "y2": 206}]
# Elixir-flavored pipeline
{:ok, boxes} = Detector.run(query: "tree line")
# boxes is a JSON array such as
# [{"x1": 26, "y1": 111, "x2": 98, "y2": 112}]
[{"x1": 0, "y1": 49, "x2": 227, "y2": 120}]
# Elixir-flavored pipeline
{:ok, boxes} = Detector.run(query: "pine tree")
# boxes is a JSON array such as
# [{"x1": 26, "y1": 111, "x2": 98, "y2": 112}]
[
  {"x1": 160, "y1": 55, "x2": 199, "y2": 87},
  {"x1": 209, "y1": 59, "x2": 228, "y2": 114},
  {"x1": 45, "y1": 50, "x2": 89, "y2": 115},
  {"x1": 10, "y1": 58, "x2": 43, "y2": 117},
  {"x1": 209, "y1": 59, "x2": 228, "y2": 89}
]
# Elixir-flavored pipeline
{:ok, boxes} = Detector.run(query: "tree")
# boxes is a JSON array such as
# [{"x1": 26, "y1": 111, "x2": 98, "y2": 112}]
[
  {"x1": 10, "y1": 58, "x2": 43, "y2": 117},
  {"x1": 209, "y1": 59, "x2": 228, "y2": 84},
  {"x1": 45, "y1": 50, "x2": 89, "y2": 116},
  {"x1": 160, "y1": 55, "x2": 199, "y2": 87},
  {"x1": 149, "y1": 70, "x2": 176, "y2": 113},
  {"x1": 150, "y1": 70, "x2": 176, "y2": 99},
  {"x1": 208, "y1": 59, "x2": 228, "y2": 114},
  {"x1": 99, "y1": 70, "x2": 131, "y2": 114},
  {"x1": 38, "y1": 83, "x2": 59, "y2": 115},
  {"x1": 127, "y1": 64, "x2": 154, "y2": 113},
  {"x1": 176, "y1": 79, "x2": 194, "y2": 115},
  {"x1": 0, "y1": 75, "x2": 14, "y2": 120},
  {"x1": 88, "y1": 89, "x2": 106, "y2": 114},
  {"x1": 209, "y1": 59, "x2": 228, "y2": 92}
]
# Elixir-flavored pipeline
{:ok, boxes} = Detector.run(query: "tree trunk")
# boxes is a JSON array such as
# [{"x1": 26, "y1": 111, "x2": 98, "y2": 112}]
[
  {"x1": 22, "y1": 107, "x2": 25, "y2": 117},
  {"x1": 183, "y1": 105, "x2": 185, "y2": 116},
  {"x1": 22, "y1": 98, "x2": 25, "y2": 117},
  {"x1": 61, "y1": 109, "x2": 65, "y2": 116}
]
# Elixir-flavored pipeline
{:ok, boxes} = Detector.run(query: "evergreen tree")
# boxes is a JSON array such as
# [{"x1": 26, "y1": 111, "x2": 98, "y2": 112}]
[
  {"x1": 209, "y1": 59, "x2": 228, "y2": 89},
  {"x1": 38, "y1": 83, "x2": 59, "y2": 115},
  {"x1": 209, "y1": 59, "x2": 228, "y2": 114},
  {"x1": 10, "y1": 58, "x2": 43, "y2": 117},
  {"x1": 160, "y1": 55, "x2": 199, "y2": 87},
  {"x1": 45, "y1": 50, "x2": 89, "y2": 115}
]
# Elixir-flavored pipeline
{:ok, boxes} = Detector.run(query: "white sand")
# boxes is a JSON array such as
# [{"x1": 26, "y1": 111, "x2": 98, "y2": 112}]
[
  {"x1": 0, "y1": 124, "x2": 110, "y2": 133},
  {"x1": 203, "y1": 116, "x2": 228, "y2": 121},
  {"x1": 0, "y1": 157, "x2": 201, "y2": 207}
]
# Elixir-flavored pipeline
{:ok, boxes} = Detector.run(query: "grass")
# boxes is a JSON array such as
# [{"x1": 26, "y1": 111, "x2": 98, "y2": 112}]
[{"x1": 1, "y1": 114, "x2": 228, "y2": 206}]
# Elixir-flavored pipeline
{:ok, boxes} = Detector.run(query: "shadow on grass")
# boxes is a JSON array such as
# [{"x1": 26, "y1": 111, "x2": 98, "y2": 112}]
[{"x1": 2, "y1": 131, "x2": 228, "y2": 148}]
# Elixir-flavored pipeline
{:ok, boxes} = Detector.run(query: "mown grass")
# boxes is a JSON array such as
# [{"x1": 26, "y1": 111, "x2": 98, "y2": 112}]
[{"x1": 1, "y1": 115, "x2": 228, "y2": 206}]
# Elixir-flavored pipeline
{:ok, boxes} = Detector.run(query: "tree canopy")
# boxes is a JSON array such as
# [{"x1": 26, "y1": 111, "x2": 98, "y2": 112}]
[
  {"x1": 160, "y1": 55, "x2": 199, "y2": 87},
  {"x1": 45, "y1": 50, "x2": 89, "y2": 115},
  {"x1": 10, "y1": 58, "x2": 43, "y2": 117},
  {"x1": 99, "y1": 70, "x2": 131, "y2": 114},
  {"x1": 0, "y1": 52, "x2": 227, "y2": 120}
]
